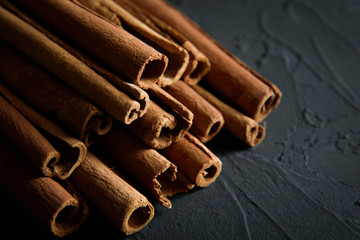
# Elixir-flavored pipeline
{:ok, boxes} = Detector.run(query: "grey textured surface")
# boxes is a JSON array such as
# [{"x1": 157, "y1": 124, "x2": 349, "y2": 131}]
[{"x1": 1, "y1": 0, "x2": 360, "y2": 239}]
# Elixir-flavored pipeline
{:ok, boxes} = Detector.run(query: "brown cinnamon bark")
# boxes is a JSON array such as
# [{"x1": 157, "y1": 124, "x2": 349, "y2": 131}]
[
  {"x1": 11, "y1": 0, "x2": 168, "y2": 90},
  {"x1": 0, "y1": 134, "x2": 88, "y2": 237},
  {"x1": 0, "y1": 5, "x2": 146, "y2": 124},
  {"x1": 128, "y1": 0, "x2": 282, "y2": 121},
  {"x1": 0, "y1": 93, "x2": 59, "y2": 178},
  {"x1": 165, "y1": 81, "x2": 224, "y2": 143},
  {"x1": 0, "y1": 0, "x2": 150, "y2": 125},
  {"x1": 77, "y1": 0, "x2": 189, "y2": 87},
  {"x1": 161, "y1": 133, "x2": 222, "y2": 187},
  {"x1": 71, "y1": 152, "x2": 155, "y2": 235},
  {"x1": 0, "y1": 41, "x2": 112, "y2": 146},
  {"x1": 113, "y1": 0, "x2": 210, "y2": 85},
  {"x1": 0, "y1": 84, "x2": 87, "y2": 179},
  {"x1": 128, "y1": 85, "x2": 193, "y2": 149},
  {"x1": 96, "y1": 123, "x2": 194, "y2": 208},
  {"x1": 193, "y1": 85, "x2": 265, "y2": 147}
]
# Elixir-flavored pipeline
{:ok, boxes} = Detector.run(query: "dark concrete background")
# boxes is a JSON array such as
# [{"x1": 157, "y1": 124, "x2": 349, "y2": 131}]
[{"x1": 1, "y1": 0, "x2": 359, "y2": 239}]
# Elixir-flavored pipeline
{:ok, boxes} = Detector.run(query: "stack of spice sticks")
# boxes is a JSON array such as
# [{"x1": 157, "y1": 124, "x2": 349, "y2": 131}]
[{"x1": 0, "y1": 0, "x2": 281, "y2": 237}]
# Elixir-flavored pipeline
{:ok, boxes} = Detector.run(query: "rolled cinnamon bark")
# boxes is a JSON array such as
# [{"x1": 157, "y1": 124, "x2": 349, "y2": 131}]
[
  {"x1": 161, "y1": 133, "x2": 222, "y2": 187},
  {"x1": 165, "y1": 81, "x2": 224, "y2": 143},
  {"x1": 77, "y1": 0, "x2": 189, "y2": 87},
  {"x1": 11, "y1": 0, "x2": 168, "y2": 90},
  {"x1": 129, "y1": 0, "x2": 282, "y2": 121},
  {"x1": 193, "y1": 85, "x2": 265, "y2": 147},
  {"x1": 0, "y1": 5, "x2": 146, "y2": 124},
  {"x1": 0, "y1": 41, "x2": 112, "y2": 146},
  {"x1": 0, "y1": 134, "x2": 88, "y2": 237},
  {"x1": 96, "y1": 123, "x2": 194, "y2": 208},
  {"x1": 113, "y1": 0, "x2": 210, "y2": 85},
  {"x1": 0, "y1": 84, "x2": 87, "y2": 179},
  {"x1": 0, "y1": 93, "x2": 59, "y2": 178},
  {"x1": 129, "y1": 85, "x2": 193, "y2": 149},
  {"x1": 71, "y1": 152, "x2": 155, "y2": 235}
]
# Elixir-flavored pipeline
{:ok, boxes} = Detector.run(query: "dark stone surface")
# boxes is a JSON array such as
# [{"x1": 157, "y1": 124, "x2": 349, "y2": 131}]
[{"x1": 1, "y1": 0, "x2": 359, "y2": 239}]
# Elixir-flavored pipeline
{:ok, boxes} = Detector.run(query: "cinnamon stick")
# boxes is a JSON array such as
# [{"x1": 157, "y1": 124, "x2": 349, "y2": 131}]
[
  {"x1": 96, "y1": 123, "x2": 194, "y2": 208},
  {"x1": 11, "y1": 0, "x2": 168, "y2": 90},
  {"x1": 77, "y1": 0, "x2": 189, "y2": 87},
  {"x1": 0, "y1": 84, "x2": 87, "y2": 179},
  {"x1": 161, "y1": 133, "x2": 222, "y2": 187},
  {"x1": 128, "y1": 0, "x2": 282, "y2": 121},
  {"x1": 0, "y1": 41, "x2": 112, "y2": 146},
  {"x1": 71, "y1": 152, "x2": 155, "y2": 235},
  {"x1": 0, "y1": 5, "x2": 146, "y2": 124},
  {"x1": 193, "y1": 85, "x2": 265, "y2": 147},
  {"x1": 129, "y1": 85, "x2": 193, "y2": 149},
  {"x1": 165, "y1": 81, "x2": 224, "y2": 143},
  {"x1": 0, "y1": 134, "x2": 88, "y2": 237},
  {"x1": 112, "y1": 0, "x2": 210, "y2": 85}
]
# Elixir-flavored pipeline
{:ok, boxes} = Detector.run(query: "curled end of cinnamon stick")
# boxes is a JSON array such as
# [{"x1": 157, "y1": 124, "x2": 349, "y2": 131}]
[
  {"x1": 199, "y1": 117, "x2": 224, "y2": 143},
  {"x1": 183, "y1": 133, "x2": 222, "y2": 187},
  {"x1": 84, "y1": 112, "x2": 112, "y2": 146},
  {"x1": 181, "y1": 41, "x2": 211, "y2": 85},
  {"x1": 161, "y1": 133, "x2": 222, "y2": 188},
  {"x1": 196, "y1": 160, "x2": 222, "y2": 188},
  {"x1": 246, "y1": 122, "x2": 266, "y2": 147},
  {"x1": 137, "y1": 53, "x2": 168, "y2": 89},
  {"x1": 253, "y1": 90, "x2": 281, "y2": 122},
  {"x1": 155, "y1": 164, "x2": 194, "y2": 208},
  {"x1": 41, "y1": 150, "x2": 61, "y2": 177},
  {"x1": 51, "y1": 140, "x2": 87, "y2": 180},
  {"x1": 122, "y1": 201, "x2": 155, "y2": 235},
  {"x1": 50, "y1": 182, "x2": 89, "y2": 237}
]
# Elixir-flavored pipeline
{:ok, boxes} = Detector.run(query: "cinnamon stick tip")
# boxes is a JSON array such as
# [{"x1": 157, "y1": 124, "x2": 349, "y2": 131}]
[
  {"x1": 137, "y1": 54, "x2": 168, "y2": 89},
  {"x1": 197, "y1": 115, "x2": 225, "y2": 143},
  {"x1": 254, "y1": 90, "x2": 282, "y2": 122},
  {"x1": 195, "y1": 158, "x2": 222, "y2": 188},
  {"x1": 84, "y1": 113, "x2": 113, "y2": 146},
  {"x1": 246, "y1": 123, "x2": 266, "y2": 147},
  {"x1": 122, "y1": 202, "x2": 155, "y2": 235},
  {"x1": 51, "y1": 190, "x2": 89, "y2": 237},
  {"x1": 53, "y1": 141, "x2": 87, "y2": 180}
]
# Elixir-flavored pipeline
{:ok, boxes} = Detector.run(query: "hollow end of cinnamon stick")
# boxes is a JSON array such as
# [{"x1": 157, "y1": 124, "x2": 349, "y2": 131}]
[
  {"x1": 181, "y1": 42, "x2": 211, "y2": 86},
  {"x1": 50, "y1": 183, "x2": 89, "y2": 237},
  {"x1": 246, "y1": 123, "x2": 266, "y2": 147},
  {"x1": 164, "y1": 81, "x2": 223, "y2": 143},
  {"x1": 46, "y1": 136, "x2": 87, "y2": 180},
  {"x1": 253, "y1": 92, "x2": 279, "y2": 122},
  {"x1": 123, "y1": 204, "x2": 154, "y2": 235},
  {"x1": 193, "y1": 85, "x2": 266, "y2": 147},
  {"x1": 161, "y1": 133, "x2": 222, "y2": 188},
  {"x1": 200, "y1": 119, "x2": 224, "y2": 143},
  {"x1": 137, "y1": 54, "x2": 168, "y2": 89},
  {"x1": 195, "y1": 159, "x2": 222, "y2": 188},
  {"x1": 84, "y1": 112, "x2": 112, "y2": 146},
  {"x1": 154, "y1": 165, "x2": 195, "y2": 208}
]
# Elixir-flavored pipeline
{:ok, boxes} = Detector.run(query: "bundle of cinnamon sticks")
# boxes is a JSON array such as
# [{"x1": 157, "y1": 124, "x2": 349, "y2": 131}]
[{"x1": 0, "y1": 0, "x2": 281, "y2": 237}]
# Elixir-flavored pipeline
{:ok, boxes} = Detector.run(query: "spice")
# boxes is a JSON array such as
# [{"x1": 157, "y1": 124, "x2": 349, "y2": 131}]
[
  {"x1": 193, "y1": 85, "x2": 265, "y2": 146},
  {"x1": 128, "y1": 0, "x2": 282, "y2": 121},
  {"x1": 71, "y1": 152, "x2": 155, "y2": 235},
  {"x1": 0, "y1": 41, "x2": 112, "y2": 146},
  {"x1": 96, "y1": 123, "x2": 194, "y2": 208},
  {"x1": 161, "y1": 133, "x2": 222, "y2": 187},
  {"x1": 77, "y1": 0, "x2": 189, "y2": 87},
  {"x1": 165, "y1": 81, "x2": 224, "y2": 143},
  {"x1": 0, "y1": 134, "x2": 88, "y2": 237}
]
